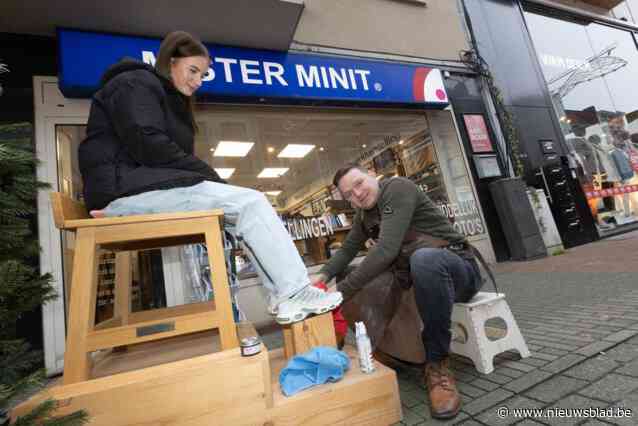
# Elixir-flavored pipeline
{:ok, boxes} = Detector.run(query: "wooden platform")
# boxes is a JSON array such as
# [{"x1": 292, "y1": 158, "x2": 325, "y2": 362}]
[
  {"x1": 12, "y1": 331, "x2": 402, "y2": 425},
  {"x1": 268, "y1": 347, "x2": 402, "y2": 425}
]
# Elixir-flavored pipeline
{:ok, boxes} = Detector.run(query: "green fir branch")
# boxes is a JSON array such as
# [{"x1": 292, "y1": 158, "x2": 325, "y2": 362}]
[
  {"x1": 0, "y1": 340, "x2": 42, "y2": 386},
  {"x1": 0, "y1": 123, "x2": 88, "y2": 425},
  {"x1": 0, "y1": 261, "x2": 56, "y2": 335},
  {"x1": 0, "y1": 370, "x2": 44, "y2": 412},
  {"x1": 12, "y1": 400, "x2": 58, "y2": 426}
]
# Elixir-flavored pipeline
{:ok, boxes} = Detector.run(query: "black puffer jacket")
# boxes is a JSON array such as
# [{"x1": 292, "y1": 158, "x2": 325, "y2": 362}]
[{"x1": 79, "y1": 59, "x2": 224, "y2": 211}]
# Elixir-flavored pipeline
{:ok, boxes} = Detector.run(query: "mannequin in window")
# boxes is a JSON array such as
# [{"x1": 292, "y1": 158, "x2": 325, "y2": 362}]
[
  {"x1": 566, "y1": 126, "x2": 596, "y2": 181},
  {"x1": 589, "y1": 134, "x2": 622, "y2": 183},
  {"x1": 609, "y1": 114, "x2": 628, "y2": 149},
  {"x1": 609, "y1": 131, "x2": 637, "y2": 219},
  {"x1": 588, "y1": 134, "x2": 618, "y2": 217}
]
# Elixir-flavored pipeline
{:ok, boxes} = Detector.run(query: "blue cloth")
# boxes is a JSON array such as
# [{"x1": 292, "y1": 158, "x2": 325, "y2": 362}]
[{"x1": 279, "y1": 346, "x2": 350, "y2": 396}]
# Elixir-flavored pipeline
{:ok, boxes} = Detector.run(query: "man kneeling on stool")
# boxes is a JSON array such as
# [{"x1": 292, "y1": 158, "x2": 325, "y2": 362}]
[{"x1": 311, "y1": 164, "x2": 483, "y2": 419}]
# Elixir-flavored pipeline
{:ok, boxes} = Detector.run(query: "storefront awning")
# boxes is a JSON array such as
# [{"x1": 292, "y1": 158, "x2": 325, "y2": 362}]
[
  {"x1": 57, "y1": 29, "x2": 450, "y2": 109},
  {"x1": 0, "y1": 0, "x2": 303, "y2": 51}
]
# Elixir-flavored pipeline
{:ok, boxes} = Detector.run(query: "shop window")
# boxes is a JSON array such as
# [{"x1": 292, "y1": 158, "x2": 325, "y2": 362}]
[
  {"x1": 194, "y1": 106, "x2": 486, "y2": 268},
  {"x1": 525, "y1": 10, "x2": 638, "y2": 235},
  {"x1": 55, "y1": 108, "x2": 486, "y2": 316},
  {"x1": 612, "y1": 0, "x2": 638, "y2": 22}
]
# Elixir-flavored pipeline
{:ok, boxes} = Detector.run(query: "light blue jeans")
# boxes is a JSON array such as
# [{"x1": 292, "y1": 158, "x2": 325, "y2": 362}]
[{"x1": 104, "y1": 181, "x2": 310, "y2": 305}]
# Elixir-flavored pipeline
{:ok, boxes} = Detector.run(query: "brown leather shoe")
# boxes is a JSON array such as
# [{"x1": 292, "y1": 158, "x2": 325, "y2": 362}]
[{"x1": 424, "y1": 358, "x2": 461, "y2": 419}]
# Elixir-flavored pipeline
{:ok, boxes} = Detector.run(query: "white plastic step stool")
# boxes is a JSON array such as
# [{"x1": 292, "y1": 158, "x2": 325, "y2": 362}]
[{"x1": 451, "y1": 292, "x2": 530, "y2": 374}]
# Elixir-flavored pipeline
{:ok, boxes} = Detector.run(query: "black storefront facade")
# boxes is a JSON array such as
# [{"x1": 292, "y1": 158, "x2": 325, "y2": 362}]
[{"x1": 462, "y1": 0, "x2": 638, "y2": 249}]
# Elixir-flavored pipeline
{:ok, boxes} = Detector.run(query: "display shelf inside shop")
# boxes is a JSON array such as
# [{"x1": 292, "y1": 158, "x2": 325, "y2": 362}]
[
  {"x1": 95, "y1": 251, "x2": 141, "y2": 323},
  {"x1": 284, "y1": 186, "x2": 333, "y2": 217}
]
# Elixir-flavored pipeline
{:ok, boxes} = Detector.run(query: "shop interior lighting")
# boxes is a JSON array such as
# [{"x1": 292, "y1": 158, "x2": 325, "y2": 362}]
[
  {"x1": 258, "y1": 168, "x2": 289, "y2": 178},
  {"x1": 319, "y1": 146, "x2": 325, "y2": 151},
  {"x1": 267, "y1": 146, "x2": 275, "y2": 153},
  {"x1": 213, "y1": 141, "x2": 255, "y2": 157},
  {"x1": 277, "y1": 144, "x2": 316, "y2": 158},
  {"x1": 214, "y1": 168, "x2": 235, "y2": 179},
  {"x1": 264, "y1": 190, "x2": 282, "y2": 196}
]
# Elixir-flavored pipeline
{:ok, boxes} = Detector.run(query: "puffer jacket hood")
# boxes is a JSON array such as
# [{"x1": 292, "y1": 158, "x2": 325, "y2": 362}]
[{"x1": 99, "y1": 58, "x2": 157, "y2": 87}]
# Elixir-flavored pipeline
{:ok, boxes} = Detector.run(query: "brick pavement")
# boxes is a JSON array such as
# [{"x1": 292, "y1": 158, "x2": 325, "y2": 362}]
[
  {"x1": 388, "y1": 293, "x2": 638, "y2": 425},
  {"x1": 261, "y1": 231, "x2": 638, "y2": 425}
]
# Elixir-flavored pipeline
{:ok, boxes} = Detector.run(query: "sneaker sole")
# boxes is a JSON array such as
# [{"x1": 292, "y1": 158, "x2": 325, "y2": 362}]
[{"x1": 274, "y1": 300, "x2": 341, "y2": 325}]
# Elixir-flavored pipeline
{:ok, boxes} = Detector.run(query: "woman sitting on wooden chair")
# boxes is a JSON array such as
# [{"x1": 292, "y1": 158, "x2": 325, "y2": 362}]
[{"x1": 79, "y1": 30, "x2": 342, "y2": 324}]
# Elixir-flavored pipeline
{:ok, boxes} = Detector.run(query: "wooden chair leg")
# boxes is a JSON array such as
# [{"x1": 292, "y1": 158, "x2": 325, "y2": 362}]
[
  {"x1": 63, "y1": 228, "x2": 98, "y2": 385},
  {"x1": 282, "y1": 312, "x2": 337, "y2": 360},
  {"x1": 114, "y1": 251, "x2": 132, "y2": 325},
  {"x1": 110, "y1": 251, "x2": 132, "y2": 352},
  {"x1": 203, "y1": 218, "x2": 238, "y2": 350}
]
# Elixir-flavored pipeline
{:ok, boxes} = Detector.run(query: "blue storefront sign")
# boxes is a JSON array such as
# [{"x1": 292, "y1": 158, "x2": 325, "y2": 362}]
[{"x1": 58, "y1": 28, "x2": 449, "y2": 107}]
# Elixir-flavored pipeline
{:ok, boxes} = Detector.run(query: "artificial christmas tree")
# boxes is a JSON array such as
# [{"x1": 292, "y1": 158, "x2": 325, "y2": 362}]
[{"x1": 0, "y1": 123, "x2": 88, "y2": 425}]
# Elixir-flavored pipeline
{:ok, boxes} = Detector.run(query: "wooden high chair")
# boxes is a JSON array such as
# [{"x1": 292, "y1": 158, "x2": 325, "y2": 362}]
[
  {"x1": 13, "y1": 192, "x2": 401, "y2": 425},
  {"x1": 50, "y1": 192, "x2": 239, "y2": 385}
]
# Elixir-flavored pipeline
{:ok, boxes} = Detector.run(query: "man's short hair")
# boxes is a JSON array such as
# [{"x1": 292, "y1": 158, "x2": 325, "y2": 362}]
[{"x1": 333, "y1": 163, "x2": 367, "y2": 187}]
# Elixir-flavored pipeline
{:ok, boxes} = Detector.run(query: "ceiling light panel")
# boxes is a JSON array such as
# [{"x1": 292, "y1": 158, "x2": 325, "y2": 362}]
[
  {"x1": 258, "y1": 168, "x2": 289, "y2": 178},
  {"x1": 213, "y1": 141, "x2": 254, "y2": 157},
  {"x1": 277, "y1": 144, "x2": 316, "y2": 158},
  {"x1": 214, "y1": 168, "x2": 236, "y2": 179}
]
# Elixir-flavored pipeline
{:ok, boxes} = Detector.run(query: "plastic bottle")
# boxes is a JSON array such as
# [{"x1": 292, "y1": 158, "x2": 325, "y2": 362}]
[{"x1": 355, "y1": 321, "x2": 375, "y2": 373}]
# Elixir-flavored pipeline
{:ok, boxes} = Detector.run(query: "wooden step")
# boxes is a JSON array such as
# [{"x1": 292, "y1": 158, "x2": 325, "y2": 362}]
[
  {"x1": 269, "y1": 346, "x2": 402, "y2": 425},
  {"x1": 87, "y1": 301, "x2": 218, "y2": 351},
  {"x1": 13, "y1": 330, "x2": 402, "y2": 425},
  {"x1": 91, "y1": 330, "x2": 222, "y2": 378}
]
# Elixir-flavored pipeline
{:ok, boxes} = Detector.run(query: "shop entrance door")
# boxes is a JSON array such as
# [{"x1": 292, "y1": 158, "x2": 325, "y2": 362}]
[{"x1": 34, "y1": 76, "x2": 90, "y2": 375}]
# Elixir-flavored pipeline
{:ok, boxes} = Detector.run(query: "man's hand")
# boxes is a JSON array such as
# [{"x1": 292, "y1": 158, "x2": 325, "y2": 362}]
[
  {"x1": 311, "y1": 273, "x2": 338, "y2": 293},
  {"x1": 310, "y1": 273, "x2": 328, "y2": 287}
]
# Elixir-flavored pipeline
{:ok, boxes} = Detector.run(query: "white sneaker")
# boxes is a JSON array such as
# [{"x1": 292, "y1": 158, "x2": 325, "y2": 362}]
[{"x1": 275, "y1": 286, "x2": 343, "y2": 325}]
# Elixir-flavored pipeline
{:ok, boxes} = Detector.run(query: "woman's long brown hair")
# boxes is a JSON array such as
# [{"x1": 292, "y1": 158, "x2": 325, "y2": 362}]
[{"x1": 155, "y1": 31, "x2": 210, "y2": 132}]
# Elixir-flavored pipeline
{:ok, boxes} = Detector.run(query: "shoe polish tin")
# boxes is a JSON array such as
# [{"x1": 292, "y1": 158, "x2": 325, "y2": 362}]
[{"x1": 240, "y1": 336, "x2": 262, "y2": 357}]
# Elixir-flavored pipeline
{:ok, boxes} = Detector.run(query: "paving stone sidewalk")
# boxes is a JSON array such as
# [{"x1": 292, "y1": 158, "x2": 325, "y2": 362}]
[{"x1": 390, "y1": 292, "x2": 638, "y2": 425}]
